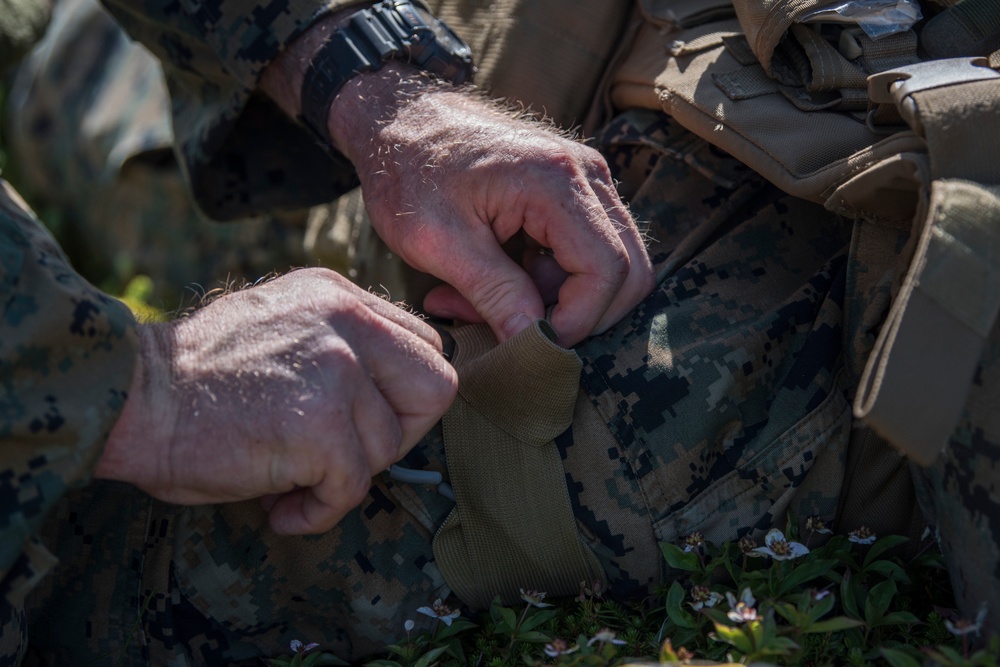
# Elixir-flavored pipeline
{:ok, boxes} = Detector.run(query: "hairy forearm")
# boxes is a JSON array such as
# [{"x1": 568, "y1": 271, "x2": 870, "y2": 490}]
[{"x1": 257, "y1": 6, "x2": 457, "y2": 163}]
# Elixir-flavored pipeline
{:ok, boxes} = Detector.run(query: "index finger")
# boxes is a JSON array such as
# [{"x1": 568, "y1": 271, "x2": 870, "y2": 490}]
[{"x1": 519, "y1": 176, "x2": 634, "y2": 346}]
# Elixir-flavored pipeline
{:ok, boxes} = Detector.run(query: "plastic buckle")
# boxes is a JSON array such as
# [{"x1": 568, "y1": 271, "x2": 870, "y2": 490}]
[{"x1": 867, "y1": 58, "x2": 1000, "y2": 134}]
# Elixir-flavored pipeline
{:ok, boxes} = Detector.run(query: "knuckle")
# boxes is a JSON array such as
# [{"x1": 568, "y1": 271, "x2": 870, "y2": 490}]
[
  {"x1": 469, "y1": 274, "x2": 520, "y2": 317},
  {"x1": 600, "y1": 248, "x2": 631, "y2": 288},
  {"x1": 342, "y1": 471, "x2": 372, "y2": 509},
  {"x1": 533, "y1": 145, "x2": 584, "y2": 179}
]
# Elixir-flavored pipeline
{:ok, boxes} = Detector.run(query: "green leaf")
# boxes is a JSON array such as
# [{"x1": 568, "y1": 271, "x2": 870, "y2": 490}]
[
  {"x1": 776, "y1": 559, "x2": 839, "y2": 596},
  {"x1": 864, "y1": 559, "x2": 910, "y2": 583},
  {"x1": 772, "y1": 602, "x2": 799, "y2": 625},
  {"x1": 520, "y1": 609, "x2": 559, "y2": 632},
  {"x1": 862, "y1": 535, "x2": 909, "y2": 569},
  {"x1": 660, "y1": 543, "x2": 700, "y2": 572},
  {"x1": 804, "y1": 616, "x2": 866, "y2": 634},
  {"x1": 784, "y1": 511, "x2": 799, "y2": 540},
  {"x1": 759, "y1": 636, "x2": 799, "y2": 656},
  {"x1": 495, "y1": 606, "x2": 517, "y2": 632},
  {"x1": 442, "y1": 637, "x2": 465, "y2": 663},
  {"x1": 864, "y1": 579, "x2": 897, "y2": 624},
  {"x1": 700, "y1": 606, "x2": 730, "y2": 626},
  {"x1": 808, "y1": 591, "x2": 836, "y2": 623},
  {"x1": 840, "y1": 570, "x2": 861, "y2": 620},
  {"x1": 514, "y1": 631, "x2": 553, "y2": 644},
  {"x1": 879, "y1": 611, "x2": 920, "y2": 626},
  {"x1": 365, "y1": 660, "x2": 403, "y2": 667},
  {"x1": 413, "y1": 645, "x2": 450, "y2": 667},
  {"x1": 665, "y1": 581, "x2": 699, "y2": 629},
  {"x1": 433, "y1": 618, "x2": 476, "y2": 641},
  {"x1": 880, "y1": 647, "x2": 923, "y2": 667},
  {"x1": 711, "y1": 622, "x2": 754, "y2": 654}
]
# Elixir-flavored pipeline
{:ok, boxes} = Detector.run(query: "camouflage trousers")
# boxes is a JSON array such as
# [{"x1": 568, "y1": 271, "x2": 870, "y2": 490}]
[{"x1": 21, "y1": 109, "x2": 994, "y2": 665}]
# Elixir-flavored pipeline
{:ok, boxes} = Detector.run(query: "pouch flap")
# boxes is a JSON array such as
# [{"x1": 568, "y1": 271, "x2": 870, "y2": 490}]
[
  {"x1": 640, "y1": 0, "x2": 736, "y2": 29},
  {"x1": 733, "y1": 0, "x2": 841, "y2": 74}
]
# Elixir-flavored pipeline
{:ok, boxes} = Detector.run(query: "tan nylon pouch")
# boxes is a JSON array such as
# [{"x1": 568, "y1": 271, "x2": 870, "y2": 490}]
[
  {"x1": 432, "y1": 321, "x2": 606, "y2": 609},
  {"x1": 610, "y1": 1, "x2": 927, "y2": 215}
]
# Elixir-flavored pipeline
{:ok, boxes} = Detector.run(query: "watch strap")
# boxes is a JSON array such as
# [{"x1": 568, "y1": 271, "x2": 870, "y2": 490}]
[
  {"x1": 299, "y1": 7, "x2": 403, "y2": 146},
  {"x1": 298, "y1": 1, "x2": 472, "y2": 148}
]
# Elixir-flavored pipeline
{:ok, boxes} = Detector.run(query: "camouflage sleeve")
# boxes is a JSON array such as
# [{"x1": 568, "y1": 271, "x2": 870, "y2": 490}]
[
  {"x1": 97, "y1": 0, "x2": 362, "y2": 221},
  {"x1": 0, "y1": 180, "x2": 138, "y2": 659}
]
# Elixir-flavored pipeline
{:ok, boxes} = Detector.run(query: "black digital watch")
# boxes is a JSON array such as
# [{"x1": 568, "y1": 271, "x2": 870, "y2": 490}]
[{"x1": 299, "y1": 0, "x2": 476, "y2": 147}]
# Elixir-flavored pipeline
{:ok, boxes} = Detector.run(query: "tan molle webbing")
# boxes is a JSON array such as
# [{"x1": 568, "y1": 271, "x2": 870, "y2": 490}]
[
  {"x1": 609, "y1": 12, "x2": 928, "y2": 214},
  {"x1": 855, "y1": 62, "x2": 1000, "y2": 465},
  {"x1": 432, "y1": 321, "x2": 606, "y2": 609}
]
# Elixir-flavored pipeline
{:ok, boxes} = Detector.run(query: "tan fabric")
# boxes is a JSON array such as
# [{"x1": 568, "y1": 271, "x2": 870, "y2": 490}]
[
  {"x1": 429, "y1": 0, "x2": 631, "y2": 129},
  {"x1": 854, "y1": 63, "x2": 1000, "y2": 464},
  {"x1": 433, "y1": 322, "x2": 606, "y2": 609},
  {"x1": 609, "y1": 11, "x2": 928, "y2": 216},
  {"x1": 856, "y1": 180, "x2": 1000, "y2": 464}
]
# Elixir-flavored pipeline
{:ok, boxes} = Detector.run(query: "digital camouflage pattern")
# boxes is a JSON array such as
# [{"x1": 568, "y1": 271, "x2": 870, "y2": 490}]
[
  {"x1": 17, "y1": 110, "x2": 862, "y2": 664},
  {"x1": 2, "y1": 0, "x2": 1000, "y2": 665},
  {"x1": 5, "y1": 0, "x2": 314, "y2": 309},
  {"x1": 96, "y1": 0, "x2": 362, "y2": 222},
  {"x1": 0, "y1": 180, "x2": 137, "y2": 663}
]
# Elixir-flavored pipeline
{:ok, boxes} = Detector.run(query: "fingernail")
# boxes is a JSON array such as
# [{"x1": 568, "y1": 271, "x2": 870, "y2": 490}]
[{"x1": 502, "y1": 312, "x2": 532, "y2": 339}]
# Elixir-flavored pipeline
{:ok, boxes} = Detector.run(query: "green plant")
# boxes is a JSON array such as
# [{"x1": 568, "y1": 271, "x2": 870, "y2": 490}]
[{"x1": 277, "y1": 516, "x2": 986, "y2": 667}]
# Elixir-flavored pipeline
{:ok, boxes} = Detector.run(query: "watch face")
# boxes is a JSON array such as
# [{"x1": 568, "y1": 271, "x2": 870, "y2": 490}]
[
  {"x1": 410, "y1": 4, "x2": 467, "y2": 53},
  {"x1": 403, "y1": 3, "x2": 474, "y2": 80}
]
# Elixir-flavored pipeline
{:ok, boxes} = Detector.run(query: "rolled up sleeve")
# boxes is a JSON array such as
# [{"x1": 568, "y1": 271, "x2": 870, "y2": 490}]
[
  {"x1": 99, "y1": 0, "x2": 363, "y2": 220},
  {"x1": 0, "y1": 179, "x2": 138, "y2": 654}
]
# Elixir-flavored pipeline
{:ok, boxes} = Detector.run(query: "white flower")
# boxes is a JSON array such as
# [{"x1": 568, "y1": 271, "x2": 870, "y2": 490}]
[
  {"x1": 290, "y1": 639, "x2": 320, "y2": 654},
  {"x1": 416, "y1": 598, "x2": 461, "y2": 626},
  {"x1": 544, "y1": 639, "x2": 579, "y2": 657},
  {"x1": 587, "y1": 628, "x2": 627, "y2": 646},
  {"x1": 752, "y1": 528, "x2": 810, "y2": 560},
  {"x1": 519, "y1": 588, "x2": 552, "y2": 608},
  {"x1": 725, "y1": 588, "x2": 758, "y2": 624},
  {"x1": 805, "y1": 516, "x2": 833, "y2": 535},
  {"x1": 738, "y1": 535, "x2": 765, "y2": 558},
  {"x1": 726, "y1": 587, "x2": 756, "y2": 609},
  {"x1": 682, "y1": 532, "x2": 705, "y2": 553},
  {"x1": 945, "y1": 603, "x2": 988, "y2": 637},
  {"x1": 848, "y1": 525, "x2": 877, "y2": 545},
  {"x1": 403, "y1": 619, "x2": 415, "y2": 632},
  {"x1": 688, "y1": 585, "x2": 724, "y2": 611}
]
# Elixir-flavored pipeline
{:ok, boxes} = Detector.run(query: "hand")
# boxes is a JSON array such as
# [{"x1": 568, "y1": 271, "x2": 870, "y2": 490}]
[
  {"x1": 95, "y1": 268, "x2": 458, "y2": 535},
  {"x1": 329, "y1": 66, "x2": 655, "y2": 347}
]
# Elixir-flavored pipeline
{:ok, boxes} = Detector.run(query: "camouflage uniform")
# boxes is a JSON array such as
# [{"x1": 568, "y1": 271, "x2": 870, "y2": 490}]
[
  {"x1": 13, "y1": 103, "x2": 861, "y2": 663},
  {"x1": 0, "y1": 180, "x2": 137, "y2": 664},
  {"x1": 4, "y1": 0, "x2": 315, "y2": 310},
  {"x1": 1, "y1": 0, "x2": 998, "y2": 666}
]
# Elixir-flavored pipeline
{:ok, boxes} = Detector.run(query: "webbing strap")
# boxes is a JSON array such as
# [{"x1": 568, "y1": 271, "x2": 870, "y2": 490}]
[
  {"x1": 855, "y1": 62, "x2": 1000, "y2": 466},
  {"x1": 432, "y1": 321, "x2": 606, "y2": 609}
]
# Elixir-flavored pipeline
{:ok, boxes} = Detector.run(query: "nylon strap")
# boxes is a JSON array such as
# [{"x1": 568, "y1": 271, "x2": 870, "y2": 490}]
[
  {"x1": 432, "y1": 321, "x2": 606, "y2": 609},
  {"x1": 855, "y1": 67, "x2": 1000, "y2": 466}
]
